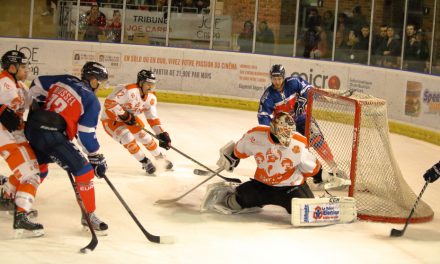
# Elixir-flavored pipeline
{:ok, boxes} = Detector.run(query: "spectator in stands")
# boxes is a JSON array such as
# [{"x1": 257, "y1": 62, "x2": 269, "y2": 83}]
[
  {"x1": 303, "y1": 8, "x2": 321, "y2": 58},
  {"x1": 174, "y1": 0, "x2": 196, "y2": 13},
  {"x1": 382, "y1": 26, "x2": 401, "y2": 68},
  {"x1": 358, "y1": 25, "x2": 370, "y2": 50},
  {"x1": 350, "y1": 5, "x2": 367, "y2": 32},
  {"x1": 157, "y1": 0, "x2": 169, "y2": 11},
  {"x1": 404, "y1": 24, "x2": 419, "y2": 70},
  {"x1": 83, "y1": 4, "x2": 107, "y2": 42},
  {"x1": 405, "y1": 29, "x2": 430, "y2": 72},
  {"x1": 340, "y1": 30, "x2": 364, "y2": 64},
  {"x1": 238, "y1": 20, "x2": 254, "y2": 53},
  {"x1": 195, "y1": 0, "x2": 210, "y2": 14},
  {"x1": 335, "y1": 13, "x2": 348, "y2": 49},
  {"x1": 41, "y1": 0, "x2": 57, "y2": 16},
  {"x1": 106, "y1": 10, "x2": 122, "y2": 43},
  {"x1": 373, "y1": 25, "x2": 388, "y2": 66},
  {"x1": 256, "y1": 21, "x2": 275, "y2": 55},
  {"x1": 322, "y1": 10, "x2": 334, "y2": 33}
]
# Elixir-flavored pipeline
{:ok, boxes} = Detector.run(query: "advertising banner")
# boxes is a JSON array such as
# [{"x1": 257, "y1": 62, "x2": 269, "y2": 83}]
[{"x1": 0, "y1": 38, "x2": 439, "y2": 130}]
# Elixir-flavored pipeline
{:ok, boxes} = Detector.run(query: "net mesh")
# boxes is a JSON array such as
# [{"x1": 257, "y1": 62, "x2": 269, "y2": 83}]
[{"x1": 306, "y1": 88, "x2": 433, "y2": 223}]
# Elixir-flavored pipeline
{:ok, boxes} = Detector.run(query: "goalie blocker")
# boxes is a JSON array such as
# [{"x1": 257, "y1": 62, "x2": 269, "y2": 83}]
[{"x1": 291, "y1": 197, "x2": 357, "y2": 226}]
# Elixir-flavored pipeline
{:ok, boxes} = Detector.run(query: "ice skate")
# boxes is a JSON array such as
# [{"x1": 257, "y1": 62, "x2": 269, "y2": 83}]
[
  {"x1": 155, "y1": 153, "x2": 173, "y2": 170},
  {"x1": 141, "y1": 157, "x2": 156, "y2": 175},
  {"x1": 13, "y1": 209, "x2": 44, "y2": 238},
  {"x1": 81, "y1": 212, "x2": 108, "y2": 236}
]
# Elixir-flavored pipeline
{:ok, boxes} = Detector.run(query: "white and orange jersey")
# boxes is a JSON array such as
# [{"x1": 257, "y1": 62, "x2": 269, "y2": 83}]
[
  {"x1": 0, "y1": 70, "x2": 31, "y2": 118},
  {"x1": 101, "y1": 83, "x2": 164, "y2": 134},
  {"x1": 234, "y1": 126, "x2": 320, "y2": 187},
  {"x1": 0, "y1": 70, "x2": 31, "y2": 145}
]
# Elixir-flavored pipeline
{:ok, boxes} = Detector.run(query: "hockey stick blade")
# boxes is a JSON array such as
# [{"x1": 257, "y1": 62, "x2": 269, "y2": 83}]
[
  {"x1": 155, "y1": 168, "x2": 224, "y2": 205},
  {"x1": 389, "y1": 180, "x2": 429, "y2": 238},
  {"x1": 80, "y1": 236, "x2": 98, "y2": 253},
  {"x1": 390, "y1": 228, "x2": 404, "y2": 237},
  {"x1": 102, "y1": 175, "x2": 173, "y2": 244}
]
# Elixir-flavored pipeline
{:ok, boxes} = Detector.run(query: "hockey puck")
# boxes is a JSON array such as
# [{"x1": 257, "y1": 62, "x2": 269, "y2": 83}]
[{"x1": 193, "y1": 169, "x2": 209, "y2": 176}]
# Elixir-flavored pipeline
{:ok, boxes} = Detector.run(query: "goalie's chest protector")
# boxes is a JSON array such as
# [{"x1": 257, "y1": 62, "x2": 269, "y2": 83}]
[{"x1": 235, "y1": 126, "x2": 318, "y2": 187}]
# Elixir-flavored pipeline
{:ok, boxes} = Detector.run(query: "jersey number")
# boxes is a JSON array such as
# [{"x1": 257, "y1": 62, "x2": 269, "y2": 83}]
[{"x1": 46, "y1": 95, "x2": 68, "y2": 113}]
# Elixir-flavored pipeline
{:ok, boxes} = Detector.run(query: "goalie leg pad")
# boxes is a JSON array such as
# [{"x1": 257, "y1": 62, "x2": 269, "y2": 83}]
[
  {"x1": 291, "y1": 197, "x2": 357, "y2": 227},
  {"x1": 200, "y1": 182, "x2": 236, "y2": 212}
]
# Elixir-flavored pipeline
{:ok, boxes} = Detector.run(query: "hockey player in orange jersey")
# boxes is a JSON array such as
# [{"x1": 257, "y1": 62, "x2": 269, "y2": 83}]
[
  {"x1": 101, "y1": 69, "x2": 173, "y2": 175},
  {"x1": 0, "y1": 50, "x2": 43, "y2": 237},
  {"x1": 201, "y1": 112, "x2": 351, "y2": 215}
]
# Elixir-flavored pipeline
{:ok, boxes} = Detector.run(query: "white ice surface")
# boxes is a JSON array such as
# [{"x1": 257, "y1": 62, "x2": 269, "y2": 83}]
[{"x1": 1, "y1": 102, "x2": 439, "y2": 264}]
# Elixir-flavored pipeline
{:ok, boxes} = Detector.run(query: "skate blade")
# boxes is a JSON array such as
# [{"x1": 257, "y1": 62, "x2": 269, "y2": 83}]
[
  {"x1": 82, "y1": 225, "x2": 108, "y2": 236},
  {"x1": 14, "y1": 228, "x2": 44, "y2": 239}
]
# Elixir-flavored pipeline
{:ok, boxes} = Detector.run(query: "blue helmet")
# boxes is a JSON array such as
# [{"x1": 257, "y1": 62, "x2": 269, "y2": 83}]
[
  {"x1": 270, "y1": 64, "x2": 285, "y2": 78},
  {"x1": 81, "y1": 61, "x2": 108, "y2": 82}
]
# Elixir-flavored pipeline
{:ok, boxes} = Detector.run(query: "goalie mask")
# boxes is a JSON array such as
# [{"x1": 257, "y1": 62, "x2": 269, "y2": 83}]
[{"x1": 270, "y1": 112, "x2": 296, "y2": 147}]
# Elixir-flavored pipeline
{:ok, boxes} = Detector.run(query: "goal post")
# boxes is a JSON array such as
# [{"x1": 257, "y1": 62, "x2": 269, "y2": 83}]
[{"x1": 305, "y1": 88, "x2": 433, "y2": 223}]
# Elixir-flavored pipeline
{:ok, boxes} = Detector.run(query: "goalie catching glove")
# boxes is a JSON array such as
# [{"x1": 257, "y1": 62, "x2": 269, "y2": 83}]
[
  {"x1": 216, "y1": 141, "x2": 240, "y2": 172},
  {"x1": 158, "y1": 132, "x2": 171, "y2": 150},
  {"x1": 0, "y1": 104, "x2": 21, "y2": 132},
  {"x1": 88, "y1": 153, "x2": 108, "y2": 178},
  {"x1": 313, "y1": 168, "x2": 351, "y2": 190}
]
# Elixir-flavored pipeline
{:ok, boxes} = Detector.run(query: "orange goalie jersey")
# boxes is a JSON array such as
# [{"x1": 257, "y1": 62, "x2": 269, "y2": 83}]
[{"x1": 234, "y1": 126, "x2": 321, "y2": 187}]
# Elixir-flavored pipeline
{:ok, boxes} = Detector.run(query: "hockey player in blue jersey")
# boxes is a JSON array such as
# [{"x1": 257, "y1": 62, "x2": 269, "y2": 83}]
[
  {"x1": 258, "y1": 64, "x2": 339, "y2": 172},
  {"x1": 25, "y1": 61, "x2": 109, "y2": 233}
]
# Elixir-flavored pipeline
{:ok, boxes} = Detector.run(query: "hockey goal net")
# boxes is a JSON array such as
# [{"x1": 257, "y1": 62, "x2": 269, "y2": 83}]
[{"x1": 305, "y1": 88, "x2": 433, "y2": 223}]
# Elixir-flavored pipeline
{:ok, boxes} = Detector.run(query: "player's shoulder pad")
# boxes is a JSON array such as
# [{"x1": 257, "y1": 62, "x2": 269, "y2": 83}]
[
  {"x1": 246, "y1": 125, "x2": 270, "y2": 136},
  {"x1": 292, "y1": 132, "x2": 308, "y2": 146}
]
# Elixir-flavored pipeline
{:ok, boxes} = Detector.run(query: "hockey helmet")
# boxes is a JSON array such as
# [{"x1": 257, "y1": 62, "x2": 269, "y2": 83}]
[
  {"x1": 270, "y1": 112, "x2": 295, "y2": 147},
  {"x1": 270, "y1": 64, "x2": 285, "y2": 78},
  {"x1": 81, "y1": 61, "x2": 108, "y2": 82},
  {"x1": 137, "y1": 69, "x2": 156, "y2": 85},
  {"x1": 1, "y1": 50, "x2": 28, "y2": 70}
]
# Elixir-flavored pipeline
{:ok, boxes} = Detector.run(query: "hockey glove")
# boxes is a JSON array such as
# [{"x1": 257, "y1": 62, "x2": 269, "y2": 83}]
[
  {"x1": 158, "y1": 132, "x2": 171, "y2": 150},
  {"x1": 216, "y1": 141, "x2": 240, "y2": 172},
  {"x1": 423, "y1": 161, "x2": 440, "y2": 183},
  {"x1": 88, "y1": 153, "x2": 108, "y2": 178},
  {"x1": 119, "y1": 111, "x2": 137, "y2": 126},
  {"x1": 0, "y1": 104, "x2": 21, "y2": 132},
  {"x1": 314, "y1": 168, "x2": 351, "y2": 190}
]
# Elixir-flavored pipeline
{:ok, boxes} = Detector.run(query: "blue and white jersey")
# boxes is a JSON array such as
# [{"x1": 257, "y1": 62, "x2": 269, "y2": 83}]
[
  {"x1": 258, "y1": 76, "x2": 312, "y2": 126},
  {"x1": 29, "y1": 75, "x2": 101, "y2": 154}
]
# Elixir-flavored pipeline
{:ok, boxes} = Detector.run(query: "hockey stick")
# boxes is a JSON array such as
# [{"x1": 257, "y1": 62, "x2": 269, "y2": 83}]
[
  {"x1": 102, "y1": 174, "x2": 173, "y2": 244},
  {"x1": 139, "y1": 127, "x2": 241, "y2": 183},
  {"x1": 67, "y1": 172, "x2": 98, "y2": 253},
  {"x1": 155, "y1": 167, "x2": 224, "y2": 205},
  {"x1": 390, "y1": 180, "x2": 429, "y2": 237}
]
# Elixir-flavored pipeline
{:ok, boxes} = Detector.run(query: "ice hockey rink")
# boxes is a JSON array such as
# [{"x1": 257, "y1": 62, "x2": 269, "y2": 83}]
[{"x1": 0, "y1": 101, "x2": 439, "y2": 264}]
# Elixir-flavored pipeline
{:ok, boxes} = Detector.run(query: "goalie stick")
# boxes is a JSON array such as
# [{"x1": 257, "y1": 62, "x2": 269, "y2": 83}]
[
  {"x1": 102, "y1": 175, "x2": 173, "y2": 244},
  {"x1": 390, "y1": 180, "x2": 429, "y2": 237},
  {"x1": 139, "y1": 127, "x2": 241, "y2": 183},
  {"x1": 67, "y1": 172, "x2": 98, "y2": 254},
  {"x1": 155, "y1": 168, "x2": 224, "y2": 205}
]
